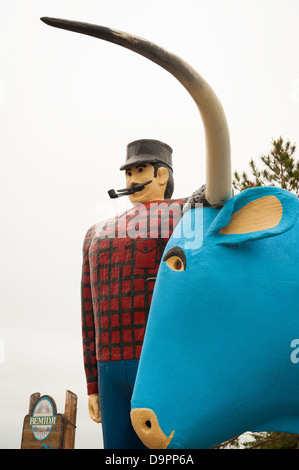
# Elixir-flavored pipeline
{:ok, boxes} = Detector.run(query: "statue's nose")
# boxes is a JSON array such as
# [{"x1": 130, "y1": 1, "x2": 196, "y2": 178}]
[{"x1": 130, "y1": 408, "x2": 174, "y2": 449}]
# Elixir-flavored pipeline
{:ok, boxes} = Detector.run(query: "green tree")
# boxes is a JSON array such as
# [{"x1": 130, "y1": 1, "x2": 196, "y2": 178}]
[
  {"x1": 243, "y1": 432, "x2": 299, "y2": 449},
  {"x1": 215, "y1": 432, "x2": 299, "y2": 449},
  {"x1": 233, "y1": 136, "x2": 299, "y2": 195}
]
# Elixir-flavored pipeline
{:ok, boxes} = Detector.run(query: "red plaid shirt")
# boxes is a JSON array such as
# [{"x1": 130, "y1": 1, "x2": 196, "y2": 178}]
[{"x1": 81, "y1": 198, "x2": 185, "y2": 394}]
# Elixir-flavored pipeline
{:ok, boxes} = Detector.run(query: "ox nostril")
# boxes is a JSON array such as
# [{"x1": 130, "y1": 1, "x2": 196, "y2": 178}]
[{"x1": 131, "y1": 408, "x2": 175, "y2": 449}]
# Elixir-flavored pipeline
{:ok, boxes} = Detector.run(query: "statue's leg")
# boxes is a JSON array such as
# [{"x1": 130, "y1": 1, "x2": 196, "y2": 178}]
[{"x1": 97, "y1": 359, "x2": 147, "y2": 449}]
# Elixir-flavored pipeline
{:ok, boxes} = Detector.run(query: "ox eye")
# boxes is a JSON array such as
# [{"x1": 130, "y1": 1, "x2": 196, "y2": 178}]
[{"x1": 163, "y1": 247, "x2": 186, "y2": 271}]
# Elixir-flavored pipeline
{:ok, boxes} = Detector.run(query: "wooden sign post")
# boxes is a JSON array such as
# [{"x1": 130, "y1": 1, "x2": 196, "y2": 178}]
[{"x1": 21, "y1": 390, "x2": 77, "y2": 449}]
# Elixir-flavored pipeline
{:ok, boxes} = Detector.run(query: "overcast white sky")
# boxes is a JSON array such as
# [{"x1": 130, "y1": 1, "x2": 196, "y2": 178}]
[{"x1": 1, "y1": 0, "x2": 299, "y2": 449}]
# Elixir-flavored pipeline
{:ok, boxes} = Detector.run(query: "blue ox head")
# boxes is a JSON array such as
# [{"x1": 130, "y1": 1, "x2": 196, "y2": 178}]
[{"x1": 130, "y1": 186, "x2": 299, "y2": 448}]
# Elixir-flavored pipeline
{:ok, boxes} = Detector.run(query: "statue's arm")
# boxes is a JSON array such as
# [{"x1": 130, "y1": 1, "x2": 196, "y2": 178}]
[{"x1": 81, "y1": 225, "x2": 101, "y2": 423}]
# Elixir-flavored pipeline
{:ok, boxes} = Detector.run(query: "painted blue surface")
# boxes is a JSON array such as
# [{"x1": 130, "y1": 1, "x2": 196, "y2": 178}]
[
  {"x1": 131, "y1": 187, "x2": 299, "y2": 449},
  {"x1": 98, "y1": 360, "x2": 147, "y2": 449}
]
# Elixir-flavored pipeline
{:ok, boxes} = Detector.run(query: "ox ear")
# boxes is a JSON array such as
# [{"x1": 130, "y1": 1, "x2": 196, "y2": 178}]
[{"x1": 208, "y1": 187, "x2": 299, "y2": 245}]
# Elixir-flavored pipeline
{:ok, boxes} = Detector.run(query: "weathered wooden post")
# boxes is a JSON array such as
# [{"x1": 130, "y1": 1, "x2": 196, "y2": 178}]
[
  {"x1": 62, "y1": 390, "x2": 78, "y2": 449},
  {"x1": 21, "y1": 390, "x2": 78, "y2": 449},
  {"x1": 29, "y1": 392, "x2": 41, "y2": 414}
]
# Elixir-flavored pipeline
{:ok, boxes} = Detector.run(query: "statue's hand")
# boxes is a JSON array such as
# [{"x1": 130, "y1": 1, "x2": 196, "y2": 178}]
[{"x1": 88, "y1": 393, "x2": 101, "y2": 423}]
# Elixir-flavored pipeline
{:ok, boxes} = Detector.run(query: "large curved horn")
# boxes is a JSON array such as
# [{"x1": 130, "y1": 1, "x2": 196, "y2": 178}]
[{"x1": 41, "y1": 17, "x2": 232, "y2": 207}]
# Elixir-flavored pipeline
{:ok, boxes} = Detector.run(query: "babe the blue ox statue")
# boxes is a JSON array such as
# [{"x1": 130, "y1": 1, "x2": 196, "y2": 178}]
[
  {"x1": 130, "y1": 185, "x2": 299, "y2": 448},
  {"x1": 41, "y1": 18, "x2": 299, "y2": 449}
]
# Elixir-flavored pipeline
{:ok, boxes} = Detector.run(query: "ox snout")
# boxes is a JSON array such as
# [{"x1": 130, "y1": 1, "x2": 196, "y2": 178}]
[{"x1": 130, "y1": 408, "x2": 175, "y2": 449}]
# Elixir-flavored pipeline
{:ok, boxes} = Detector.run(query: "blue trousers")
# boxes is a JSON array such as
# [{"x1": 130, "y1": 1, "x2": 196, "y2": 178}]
[{"x1": 98, "y1": 359, "x2": 147, "y2": 449}]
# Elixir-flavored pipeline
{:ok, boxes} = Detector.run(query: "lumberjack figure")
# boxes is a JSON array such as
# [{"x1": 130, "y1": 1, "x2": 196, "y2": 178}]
[{"x1": 81, "y1": 139, "x2": 186, "y2": 448}]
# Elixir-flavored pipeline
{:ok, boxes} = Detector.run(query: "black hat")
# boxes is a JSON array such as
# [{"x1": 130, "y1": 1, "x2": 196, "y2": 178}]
[{"x1": 120, "y1": 139, "x2": 173, "y2": 171}]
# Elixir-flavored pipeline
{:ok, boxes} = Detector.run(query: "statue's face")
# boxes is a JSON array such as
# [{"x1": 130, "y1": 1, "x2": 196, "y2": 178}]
[{"x1": 125, "y1": 163, "x2": 168, "y2": 205}]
